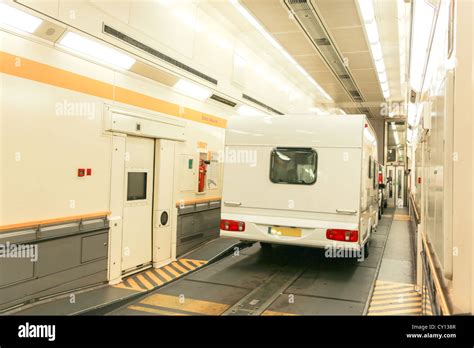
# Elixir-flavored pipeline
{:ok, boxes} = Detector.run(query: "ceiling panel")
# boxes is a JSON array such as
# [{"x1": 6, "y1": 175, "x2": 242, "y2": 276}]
[
  {"x1": 312, "y1": 0, "x2": 362, "y2": 28},
  {"x1": 330, "y1": 27, "x2": 368, "y2": 53},
  {"x1": 295, "y1": 54, "x2": 328, "y2": 72},
  {"x1": 274, "y1": 32, "x2": 318, "y2": 56},
  {"x1": 242, "y1": 0, "x2": 299, "y2": 33},
  {"x1": 310, "y1": 71, "x2": 340, "y2": 84},
  {"x1": 358, "y1": 82, "x2": 382, "y2": 93},
  {"x1": 363, "y1": 91, "x2": 384, "y2": 101},
  {"x1": 351, "y1": 69, "x2": 379, "y2": 84},
  {"x1": 343, "y1": 51, "x2": 374, "y2": 69}
]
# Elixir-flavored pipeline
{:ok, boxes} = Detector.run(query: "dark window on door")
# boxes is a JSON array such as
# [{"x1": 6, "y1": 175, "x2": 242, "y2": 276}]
[{"x1": 127, "y1": 172, "x2": 147, "y2": 201}]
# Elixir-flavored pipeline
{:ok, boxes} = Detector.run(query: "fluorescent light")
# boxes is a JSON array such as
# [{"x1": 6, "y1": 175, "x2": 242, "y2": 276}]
[
  {"x1": 390, "y1": 122, "x2": 400, "y2": 145},
  {"x1": 366, "y1": 21, "x2": 380, "y2": 44},
  {"x1": 237, "y1": 104, "x2": 265, "y2": 116},
  {"x1": 0, "y1": 4, "x2": 42, "y2": 33},
  {"x1": 407, "y1": 102, "x2": 417, "y2": 126},
  {"x1": 358, "y1": 0, "x2": 375, "y2": 22},
  {"x1": 357, "y1": 0, "x2": 390, "y2": 100},
  {"x1": 229, "y1": 0, "x2": 332, "y2": 101},
  {"x1": 371, "y1": 42, "x2": 383, "y2": 60},
  {"x1": 397, "y1": 0, "x2": 407, "y2": 93},
  {"x1": 174, "y1": 79, "x2": 212, "y2": 101},
  {"x1": 374, "y1": 59, "x2": 386, "y2": 73},
  {"x1": 59, "y1": 32, "x2": 136, "y2": 70},
  {"x1": 407, "y1": 128, "x2": 413, "y2": 143},
  {"x1": 409, "y1": 0, "x2": 435, "y2": 92}
]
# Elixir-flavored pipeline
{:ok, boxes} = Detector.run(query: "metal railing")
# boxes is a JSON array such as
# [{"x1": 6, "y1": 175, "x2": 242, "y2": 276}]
[{"x1": 409, "y1": 194, "x2": 450, "y2": 315}]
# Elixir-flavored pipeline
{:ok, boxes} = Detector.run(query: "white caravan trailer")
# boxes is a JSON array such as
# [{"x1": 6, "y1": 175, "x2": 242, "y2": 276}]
[{"x1": 220, "y1": 114, "x2": 379, "y2": 258}]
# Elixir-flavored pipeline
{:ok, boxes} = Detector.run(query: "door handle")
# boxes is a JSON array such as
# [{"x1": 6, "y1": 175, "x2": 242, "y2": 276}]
[
  {"x1": 224, "y1": 201, "x2": 242, "y2": 207},
  {"x1": 336, "y1": 209, "x2": 357, "y2": 215}
]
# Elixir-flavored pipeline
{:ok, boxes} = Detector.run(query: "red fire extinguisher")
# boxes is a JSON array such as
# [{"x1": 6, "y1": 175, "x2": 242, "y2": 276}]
[{"x1": 198, "y1": 159, "x2": 208, "y2": 192}]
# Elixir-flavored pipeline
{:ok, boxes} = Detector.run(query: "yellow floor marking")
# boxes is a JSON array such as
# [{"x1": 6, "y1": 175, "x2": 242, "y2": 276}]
[
  {"x1": 140, "y1": 294, "x2": 229, "y2": 315},
  {"x1": 262, "y1": 310, "x2": 296, "y2": 316},
  {"x1": 371, "y1": 292, "x2": 420, "y2": 301},
  {"x1": 179, "y1": 259, "x2": 197, "y2": 270},
  {"x1": 370, "y1": 308, "x2": 422, "y2": 316},
  {"x1": 164, "y1": 265, "x2": 181, "y2": 277},
  {"x1": 128, "y1": 278, "x2": 145, "y2": 291},
  {"x1": 374, "y1": 282, "x2": 415, "y2": 289},
  {"x1": 156, "y1": 268, "x2": 173, "y2": 282},
  {"x1": 394, "y1": 214, "x2": 411, "y2": 221},
  {"x1": 128, "y1": 305, "x2": 187, "y2": 316},
  {"x1": 369, "y1": 279, "x2": 423, "y2": 316},
  {"x1": 372, "y1": 287, "x2": 416, "y2": 295},
  {"x1": 136, "y1": 274, "x2": 154, "y2": 290},
  {"x1": 146, "y1": 271, "x2": 164, "y2": 286},
  {"x1": 374, "y1": 286, "x2": 415, "y2": 293},
  {"x1": 113, "y1": 283, "x2": 144, "y2": 292},
  {"x1": 187, "y1": 259, "x2": 206, "y2": 267},
  {"x1": 172, "y1": 261, "x2": 189, "y2": 274},
  {"x1": 370, "y1": 296, "x2": 421, "y2": 306},
  {"x1": 369, "y1": 301, "x2": 422, "y2": 312},
  {"x1": 377, "y1": 280, "x2": 413, "y2": 285}
]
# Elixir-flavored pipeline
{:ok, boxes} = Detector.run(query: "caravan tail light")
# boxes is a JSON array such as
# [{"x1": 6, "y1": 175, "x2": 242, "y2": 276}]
[
  {"x1": 220, "y1": 219, "x2": 245, "y2": 232},
  {"x1": 326, "y1": 229, "x2": 358, "y2": 242}
]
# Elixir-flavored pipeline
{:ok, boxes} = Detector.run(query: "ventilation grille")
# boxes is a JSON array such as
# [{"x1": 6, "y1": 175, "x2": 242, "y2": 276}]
[
  {"x1": 103, "y1": 25, "x2": 218, "y2": 85},
  {"x1": 242, "y1": 94, "x2": 284, "y2": 115},
  {"x1": 210, "y1": 94, "x2": 237, "y2": 107},
  {"x1": 284, "y1": 1, "x2": 371, "y2": 117}
]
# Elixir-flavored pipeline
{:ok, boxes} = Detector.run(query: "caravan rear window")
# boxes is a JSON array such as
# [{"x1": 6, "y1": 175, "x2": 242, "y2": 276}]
[{"x1": 270, "y1": 148, "x2": 317, "y2": 185}]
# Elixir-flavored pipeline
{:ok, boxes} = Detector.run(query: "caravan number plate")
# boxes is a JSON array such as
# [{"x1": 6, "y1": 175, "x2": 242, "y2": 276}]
[{"x1": 268, "y1": 227, "x2": 302, "y2": 237}]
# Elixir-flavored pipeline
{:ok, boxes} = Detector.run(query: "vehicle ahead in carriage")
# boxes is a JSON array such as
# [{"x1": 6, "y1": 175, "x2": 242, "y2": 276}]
[{"x1": 220, "y1": 114, "x2": 379, "y2": 259}]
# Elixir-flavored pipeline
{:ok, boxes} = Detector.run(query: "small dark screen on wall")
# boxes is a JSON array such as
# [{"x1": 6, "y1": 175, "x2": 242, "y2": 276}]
[{"x1": 127, "y1": 172, "x2": 147, "y2": 201}]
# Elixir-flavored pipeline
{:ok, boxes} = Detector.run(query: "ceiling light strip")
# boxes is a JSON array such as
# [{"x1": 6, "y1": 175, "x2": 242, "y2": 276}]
[
  {"x1": 229, "y1": 0, "x2": 332, "y2": 101},
  {"x1": 356, "y1": 0, "x2": 390, "y2": 100}
]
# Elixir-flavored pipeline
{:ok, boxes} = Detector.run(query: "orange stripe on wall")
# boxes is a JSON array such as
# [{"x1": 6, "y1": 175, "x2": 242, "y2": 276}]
[
  {"x1": 0, "y1": 51, "x2": 114, "y2": 100},
  {"x1": 0, "y1": 51, "x2": 227, "y2": 128}
]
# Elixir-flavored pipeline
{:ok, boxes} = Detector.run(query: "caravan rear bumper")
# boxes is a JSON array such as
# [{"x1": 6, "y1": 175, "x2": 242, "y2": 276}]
[{"x1": 220, "y1": 213, "x2": 362, "y2": 250}]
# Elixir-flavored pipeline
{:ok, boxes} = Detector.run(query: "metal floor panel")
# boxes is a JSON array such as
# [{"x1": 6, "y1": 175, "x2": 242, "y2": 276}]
[
  {"x1": 101, "y1": 213, "x2": 394, "y2": 316},
  {"x1": 181, "y1": 236, "x2": 242, "y2": 261},
  {"x1": 185, "y1": 244, "x2": 291, "y2": 290},
  {"x1": 367, "y1": 208, "x2": 422, "y2": 315},
  {"x1": 263, "y1": 294, "x2": 365, "y2": 316},
  {"x1": 12, "y1": 286, "x2": 138, "y2": 316},
  {"x1": 9, "y1": 237, "x2": 242, "y2": 315},
  {"x1": 111, "y1": 279, "x2": 250, "y2": 316},
  {"x1": 285, "y1": 262, "x2": 376, "y2": 304}
]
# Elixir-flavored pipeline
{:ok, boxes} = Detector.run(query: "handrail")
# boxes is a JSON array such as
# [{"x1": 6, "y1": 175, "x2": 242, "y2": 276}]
[
  {"x1": 410, "y1": 193, "x2": 421, "y2": 224},
  {"x1": 0, "y1": 211, "x2": 111, "y2": 233},
  {"x1": 175, "y1": 196, "x2": 221, "y2": 207},
  {"x1": 422, "y1": 231, "x2": 451, "y2": 315}
]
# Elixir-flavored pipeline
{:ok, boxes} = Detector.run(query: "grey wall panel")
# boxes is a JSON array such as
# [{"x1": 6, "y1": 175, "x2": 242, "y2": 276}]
[
  {"x1": 81, "y1": 233, "x2": 108, "y2": 263},
  {"x1": 176, "y1": 206, "x2": 220, "y2": 257},
  {"x1": 36, "y1": 237, "x2": 82, "y2": 277},
  {"x1": 0, "y1": 259, "x2": 107, "y2": 311},
  {"x1": 0, "y1": 219, "x2": 109, "y2": 311},
  {"x1": 0, "y1": 257, "x2": 35, "y2": 287}
]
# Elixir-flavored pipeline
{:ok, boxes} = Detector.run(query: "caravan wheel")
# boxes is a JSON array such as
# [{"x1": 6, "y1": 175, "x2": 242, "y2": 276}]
[{"x1": 363, "y1": 241, "x2": 370, "y2": 258}]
